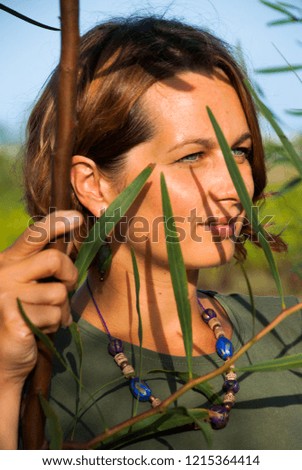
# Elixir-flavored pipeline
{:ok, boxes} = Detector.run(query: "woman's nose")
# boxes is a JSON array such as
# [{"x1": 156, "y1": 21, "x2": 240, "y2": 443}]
[{"x1": 208, "y1": 151, "x2": 253, "y2": 203}]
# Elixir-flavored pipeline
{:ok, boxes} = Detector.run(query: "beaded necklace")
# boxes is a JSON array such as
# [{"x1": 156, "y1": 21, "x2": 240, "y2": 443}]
[{"x1": 86, "y1": 278, "x2": 239, "y2": 430}]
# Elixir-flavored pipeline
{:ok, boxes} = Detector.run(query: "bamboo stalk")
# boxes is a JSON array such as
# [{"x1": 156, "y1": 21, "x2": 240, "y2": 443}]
[{"x1": 21, "y1": 0, "x2": 80, "y2": 449}]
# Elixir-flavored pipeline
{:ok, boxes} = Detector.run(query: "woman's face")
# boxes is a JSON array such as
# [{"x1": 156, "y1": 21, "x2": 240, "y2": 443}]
[{"x1": 110, "y1": 71, "x2": 255, "y2": 269}]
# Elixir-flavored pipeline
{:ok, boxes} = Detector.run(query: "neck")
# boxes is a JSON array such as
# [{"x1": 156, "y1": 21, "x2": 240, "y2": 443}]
[{"x1": 71, "y1": 245, "x2": 231, "y2": 356}]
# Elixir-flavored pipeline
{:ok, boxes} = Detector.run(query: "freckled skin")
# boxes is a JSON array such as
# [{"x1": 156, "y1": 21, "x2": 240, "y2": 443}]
[{"x1": 109, "y1": 71, "x2": 254, "y2": 269}]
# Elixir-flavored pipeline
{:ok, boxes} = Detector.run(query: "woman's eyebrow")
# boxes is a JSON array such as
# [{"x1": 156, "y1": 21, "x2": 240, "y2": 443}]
[
  {"x1": 232, "y1": 132, "x2": 252, "y2": 147},
  {"x1": 167, "y1": 138, "x2": 216, "y2": 153},
  {"x1": 167, "y1": 132, "x2": 252, "y2": 153}
]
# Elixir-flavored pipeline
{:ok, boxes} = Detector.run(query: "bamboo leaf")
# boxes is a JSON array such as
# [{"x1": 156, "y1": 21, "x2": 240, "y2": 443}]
[
  {"x1": 69, "y1": 322, "x2": 83, "y2": 367},
  {"x1": 260, "y1": 0, "x2": 296, "y2": 16},
  {"x1": 268, "y1": 18, "x2": 301, "y2": 26},
  {"x1": 187, "y1": 409, "x2": 212, "y2": 447},
  {"x1": 130, "y1": 247, "x2": 143, "y2": 417},
  {"x1": 245, "y1": 81, "x2": 302, "y2": 177},
  {"x1": 131, "y1": 248, "x2": 143, "y2": 356},
  {"x1": 277, "y1": 2, "x2": 302, "y2": 11},
  {"x1": 206, "y1": 107, "x2": 285, "y2": 307},
  {"x1": 271, "y1": 45, "x2": 302, "y2": 84},
  {"x1": 160, "y1": 173, "x2": 193, "y2": 377},
  {"x1": 256, "y1": 65, "x2": 302, "y2": 74},
  {"x1": 75, "y1": 165, "x2": 154, "y2": 285},
  {"x1": 100, "y1": 407, "x2": 210, "y2": 449},
  {"x1": 286, "y1": 109, "x2": 302, "y2": 116},
  {"x1": 17, "y1": 299, "x2": 69, "y2": 370},
  {"x1": 238, "y1": 353, "x2": 302, "y2": 373},
  {"x1": 39, "y1": 394, "x2": 63, "y2": 450}
]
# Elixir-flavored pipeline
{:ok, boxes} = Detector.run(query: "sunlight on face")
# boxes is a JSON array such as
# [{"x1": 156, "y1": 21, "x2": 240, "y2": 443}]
[{"x1": 113, "y1": 71, "x2": 255, "y2": 269}]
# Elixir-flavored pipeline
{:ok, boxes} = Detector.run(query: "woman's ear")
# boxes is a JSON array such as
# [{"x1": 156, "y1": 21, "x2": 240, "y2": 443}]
[{"x1": 71, "y1": 155, "x2": 111, "y2": 217}]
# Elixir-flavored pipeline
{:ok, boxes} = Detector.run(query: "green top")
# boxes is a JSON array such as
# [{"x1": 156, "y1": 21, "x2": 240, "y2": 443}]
[{"x1": 48, "y1": 292, "x2": 302, "y2": 450}]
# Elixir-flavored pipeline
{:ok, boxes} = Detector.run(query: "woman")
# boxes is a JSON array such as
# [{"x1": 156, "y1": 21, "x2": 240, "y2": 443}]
[{"x1": 0, "y1": 16, "x2": 301, "y2": 450}]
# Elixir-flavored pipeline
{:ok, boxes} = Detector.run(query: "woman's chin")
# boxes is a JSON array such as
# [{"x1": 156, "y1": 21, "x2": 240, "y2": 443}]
[{"x1": 184, "y1": 239, "x2": 236, "y2": 270}]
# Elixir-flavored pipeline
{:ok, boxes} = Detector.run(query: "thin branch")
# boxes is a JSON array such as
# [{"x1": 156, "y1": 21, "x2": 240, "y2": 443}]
[
  {"x1": 62, "y1": 301, "x2": 302, "y2": 449},
  {"x1": 0, "y1": 3, "x2": 60, "y2": 31},
  {"x1": 21, "y1": 0, "x2": 80, "y2": 450}
]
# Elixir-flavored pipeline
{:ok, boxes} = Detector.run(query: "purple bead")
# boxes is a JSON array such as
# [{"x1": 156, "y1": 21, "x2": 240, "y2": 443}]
[
  {"x1": 201, "y1": 308, "x2": 217, "y2": 324},
  {"x1": 223, "y1": 379, "x2": 240, "y2": 394},
  {"x1": 216, "y1": 336, "x2": 234, "y2": 360},
  {"x1": 209, "y1": 405, "x2": 229, "y2": 430},
  {"x1": 108, "y1": 338, "x2": 123, "y2": 356}
]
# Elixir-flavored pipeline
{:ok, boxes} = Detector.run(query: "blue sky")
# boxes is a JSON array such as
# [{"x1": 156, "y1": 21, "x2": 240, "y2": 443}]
[{"x1": 0, "y1": 0, "x2": 301, "y2": 143}]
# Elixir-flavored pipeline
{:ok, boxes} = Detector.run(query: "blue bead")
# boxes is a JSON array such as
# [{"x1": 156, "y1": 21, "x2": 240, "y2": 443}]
[
  {"x1": 216, "y1": 336, "x2": 234, "y2": 360},
  {"x1": 108, "y1": 338, "x2": 123, "y2": 356},
  {"x1": 129, "y1": 377, "x2": 152, "y2": 402},
  {"x1": 201, "y1": 308, "x2": 217, "y2": 323},
  {"x1": 223, "y1": 379, "x2": 240, "y2": 394},
  {"x1": 209, "y1": 405, "x2": 229, "y2": 430}
]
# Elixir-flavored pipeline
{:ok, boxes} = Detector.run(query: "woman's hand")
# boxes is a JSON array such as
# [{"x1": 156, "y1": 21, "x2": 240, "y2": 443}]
[{"x1": 0, "y1": 210, "x2": 83, "y2": 387}]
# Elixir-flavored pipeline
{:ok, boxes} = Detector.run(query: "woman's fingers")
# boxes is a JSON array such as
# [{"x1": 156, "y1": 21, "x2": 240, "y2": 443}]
[
  {"x1": 0, "y1": 210, "x2": 84, "y2": 386},
  {"x1": 2, "y1": 210, "x2": 83, "y2": 262},
  {"x1": 14, "y1": 249, "x2": 79, "y2": 290},
  {"x1": 18, "y1": 301, "x2": 72, "y2": 332},
  {"x1": 16, "y1": 281, "x2": 69, "y2": 307}
]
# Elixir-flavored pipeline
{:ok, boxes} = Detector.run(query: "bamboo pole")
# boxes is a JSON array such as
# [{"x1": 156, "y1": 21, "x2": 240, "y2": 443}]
[{"x1": 21, "y1": 1, "x2": 80, "y2": 449}]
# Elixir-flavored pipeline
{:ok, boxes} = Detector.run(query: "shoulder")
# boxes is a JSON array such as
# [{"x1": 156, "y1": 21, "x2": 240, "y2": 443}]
[
  {"x1": 224, "y1": 292, "x2": 300, "y2": 316},
  {"x1": 220, "y1": 292, "x2": 302, "y2": 345},
  {"x1": 199, "y1": 288, "x2": 301, "y2": 318}
]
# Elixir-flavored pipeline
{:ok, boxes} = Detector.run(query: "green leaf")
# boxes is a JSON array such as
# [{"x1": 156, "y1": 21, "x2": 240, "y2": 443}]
[
  {"x1": 256, "y1": 65, "x2": 302, "y2": 74},
  {"x1": 260, "y1": 0, "x2": 296, "y2": 16},
  {"x1": 131, "y1": 248, "x2": 143, "y2": 356},
  {"x1": 100, "y1": 407, "x2": 211, "y2": 449},
  {"x1": 130, "y1": 247, "x2": 143, "y2": 417},
  {"x1": 187, "y1": 409, "x2": 213, "y2": 447},
  {"x1": 69, "y1": 322, "x2": 83, "y2": 367},
  {"x1": 39, "y1": 394, "x2": 63, "y2": 450},
  {"x1": 268, "y1": 18, "x2": 300, "y2": 26},
  {"x1": 75, "y1": 165, "x2": 154, "y2": 285},
  {"x1": 17, "y1": 299, "x2": 68, "y2": 370},
  {"x1": 277, "y1": 1, "x2": 302, "y2": 11},
  {"x1": 206, "y1": 107, "x2": 285, "y2": 307},
  {"x1": 286, "y1": 109, "x2": 302, "y2": 116},
  {"x1": 160, "y1": 173, "x2": 193, "y2": 377},
  {"x1": 238, "y1": 353, "x2": 302, "y2": 373},
  {"x1": 245, "y1": 81, "x2": 302, "y2": 179}
]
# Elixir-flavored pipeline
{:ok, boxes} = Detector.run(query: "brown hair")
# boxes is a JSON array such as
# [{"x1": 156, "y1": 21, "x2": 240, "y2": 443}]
[{"x1": 23, "y1": 15, "x2": 286, "y2": 257}]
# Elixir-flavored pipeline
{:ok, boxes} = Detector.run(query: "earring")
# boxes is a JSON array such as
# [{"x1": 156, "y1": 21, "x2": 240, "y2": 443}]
[{"x1": 97, "y1": 242, "x2": 112, "y2": 281}]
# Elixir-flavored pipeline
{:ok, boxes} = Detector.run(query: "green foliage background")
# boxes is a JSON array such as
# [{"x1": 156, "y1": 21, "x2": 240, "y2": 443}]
[{"x1": 0, "y1": 146, "x2": 29, "y2": 250}]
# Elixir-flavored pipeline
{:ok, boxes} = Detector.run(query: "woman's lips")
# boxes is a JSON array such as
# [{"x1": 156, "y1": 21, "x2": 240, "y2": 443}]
[{"x1": 201, "y1": 216, "x2": 240, "y2": 238}]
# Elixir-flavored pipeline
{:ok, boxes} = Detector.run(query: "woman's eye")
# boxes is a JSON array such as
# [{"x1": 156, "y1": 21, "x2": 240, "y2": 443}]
[
  {"x1": 177, "y1": 152, "x2": 204, "y2": 163},
  {"x1": 231, "y1": 147, "x2": 252, "y2": 163}
]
